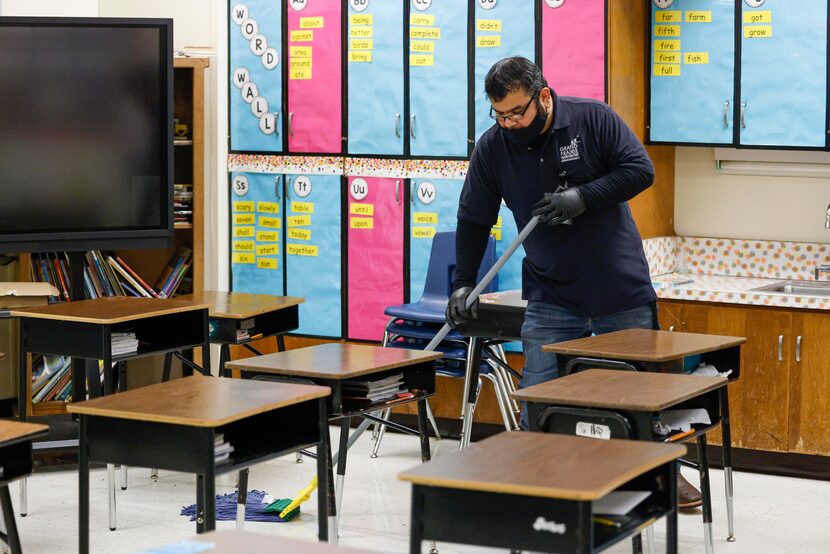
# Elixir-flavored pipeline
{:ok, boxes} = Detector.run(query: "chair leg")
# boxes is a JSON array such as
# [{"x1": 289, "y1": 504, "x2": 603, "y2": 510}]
[
  {"x1": 17, "y1": 480, "x2": 25, "y2": 518},
  {"x1": 646, "y1": 524, "x2": 655, "y2": 553},
  {"x1": 107, "y1": 464, "x2": 117, "y2": 531},
  {"x1": 371, "y1": 409, "x2": 392, "y2": 458},
  {"x1": 482, "y1": 373, "x2": 511, "y2": 432},
  {"x1": 488, "y1": 362, "x2": 518, "y2": 430},
  {"x1": 460, "y1": 379, "x2": 482, "y2": 449},
  {"x1": 696, "y1": 435, "x2": 714, "y2": 554},
  {"x1": 295, "y1": 452, "x2": 304, "y2": 463},
  {"x1": 120, "y1": 465, "x2": 128, "y2": 491}
]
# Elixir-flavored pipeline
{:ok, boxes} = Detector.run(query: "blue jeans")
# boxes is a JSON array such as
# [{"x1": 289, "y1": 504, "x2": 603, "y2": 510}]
[{"x1": 519, "y1": 300, "x2": 657, "y2": 429}]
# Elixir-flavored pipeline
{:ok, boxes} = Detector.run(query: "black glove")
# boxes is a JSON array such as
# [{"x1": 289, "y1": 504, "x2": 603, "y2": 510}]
[
  {"x1": 532, "y1": 187, "x2": 586, "y2": 226},
  {"x1": 446, "y1": 286, "x2": 479, "y2": 329}
]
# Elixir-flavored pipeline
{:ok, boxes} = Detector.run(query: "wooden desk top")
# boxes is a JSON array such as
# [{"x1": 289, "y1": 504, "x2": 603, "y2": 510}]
[
  {"x1": 0, "y1": 420, "x2": 48, "y2": 446},
  {"x1": 178, "y1": 290, "x2": 304, "y2": 319},
  {"x1": 512, "y1": 369, "x2": 728, "y2": 411},
  {"x1": 399, "y1": 432, "x2": 684, "y2": 501},
  {"x1": 226, "y1": 343, "x2": 442, "y2": 380},
  {"x1": 542, "y1": 329, "x2": 746, "y2": 362},
  {"x1": 10, "y1": 297, "x2": 209, "y2": 324},
  {"x1": 191, "y1": 530, "x2": 381, "y2": 553},
  {"x1": 67, "y1": 376, "x2": 330, "y2": 427}
]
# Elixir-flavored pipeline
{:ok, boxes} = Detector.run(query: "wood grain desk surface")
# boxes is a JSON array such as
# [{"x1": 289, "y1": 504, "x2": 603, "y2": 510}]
[
  {"x1": 10, "y1": 297, "x2": 209, "y2": 324},
  {"x1": 67, "y1": 376, "x2": 330, "y2": 427},
  {"x1": 542, "y1": 329, "x2": 746, "y2": 362},
  {"x1": 192, "y1": 530, "x2": 381, "y2": 553},
  {"x1": 0, "y1": 420, "x2": 49, "y2": 446},
  {"x1": 178, "y1": 290, "x2": 304, "y2": 319},
  {"x1": 512, "y1": 369, "x2": 728, "y2": 411},
  {"x1": 226, "y1": 343, "x2": 443, "y2": 380},
  {"x1": 399, "y1": 432, "x2": 685, "y2": 501}
]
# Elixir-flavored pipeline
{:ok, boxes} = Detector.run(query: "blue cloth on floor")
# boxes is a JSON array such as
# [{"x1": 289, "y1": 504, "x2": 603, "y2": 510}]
[
  {"x1": 136, "y1": 540, "x2": 214, "y2": 554},
  {"x1": 180, "y1": 489, "x2": 292, "y2": 523}
]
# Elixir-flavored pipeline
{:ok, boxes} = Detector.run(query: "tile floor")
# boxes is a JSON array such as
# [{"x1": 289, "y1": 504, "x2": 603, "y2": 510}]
[{"x1": 13, "y1": 429, "x2": 830, "y2": 553}]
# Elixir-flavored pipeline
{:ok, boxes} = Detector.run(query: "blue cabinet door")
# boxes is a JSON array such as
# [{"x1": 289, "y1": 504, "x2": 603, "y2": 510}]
[
  {"x1": 284, "y1": 174, "x2": 342, "y2": 338},
  {"x1": 347, "y1": 0, "x2": 405, "y2": 155},
  {"x1": 649, "y1": 0, "x2": 735, "y2": 145},
  {"x1": 229, "y1": 1, "x2": 283, "y2": 152},
  {"x1": 740, "y1": 0, "x2": 827, "y2": 147},
  {"x1": 230, "y1": 172, "x2": 284, "y2": 295},
  {"x1": 473, "y1": 0, "x2": 535, "y2": 143},
  {"x1": 408, "y1": 0, "x2": 468, "y2": 157},
  {"x1": 409, "y1": 178, "x2": 464, "y2": 300}
]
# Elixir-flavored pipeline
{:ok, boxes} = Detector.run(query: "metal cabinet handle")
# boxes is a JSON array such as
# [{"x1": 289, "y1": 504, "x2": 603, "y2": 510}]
[
  {"x1": 778, "y1": 335, "x2": 783, "y2": 362},
  {"x1": 411, "y1": 182, "x2": 415, "y2": 205},
  {"x1": 288, "y1": 112, "x2": 294, "y2": 136},
  {"x1": 395, "y1": 113, "x2": 401, "y2": 138},
  {"x1": 740, "y1": 102, "x2": 746, "y2": 129},
  {"x1": 410, "y1": 114, "x2": 416, "y2": 139},
  {"x1": 275, "y1": 175, "x2": 281, "y2": 200},
  {"x1": 723, "y1": 101, "x2": 729, "y2": 128},
  {"x1": 275, "y1": 111, "x2": 280, "y2": 135},
  {"x1": 668, "y1": 325, "x2": 675, "y2": 332},
  {"x1": 285, "y1": 176, "x2": 291, "y2": 198},
  {"x1": 395, "y1": 180, "x2": 401, "y2": 205},
  {"x1": 796, "y1": 335, "x2": 802, "y2": 363}
]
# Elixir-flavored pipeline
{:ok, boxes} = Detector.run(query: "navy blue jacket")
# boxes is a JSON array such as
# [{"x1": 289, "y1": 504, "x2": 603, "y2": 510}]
[{"x1": 457, "y1": 94, "x2": 657, "y2": 317}]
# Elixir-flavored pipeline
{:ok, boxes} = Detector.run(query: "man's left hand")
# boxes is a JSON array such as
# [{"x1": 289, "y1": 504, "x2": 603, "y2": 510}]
[{"x1": 532, "y1": 188, "x2": 586, "y2": 225}]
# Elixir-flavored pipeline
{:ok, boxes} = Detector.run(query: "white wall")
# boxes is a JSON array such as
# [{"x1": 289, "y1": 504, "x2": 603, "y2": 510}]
[
  {"x1": 674, "y1": 147, "x2": 830, "y2": 243},
  {"x1": 0, "y1": 0, "x2": 97, "y2": 16}
]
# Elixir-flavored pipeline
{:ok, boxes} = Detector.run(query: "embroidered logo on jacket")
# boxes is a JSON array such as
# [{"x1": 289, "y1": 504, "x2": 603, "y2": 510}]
[{"x1": 559, "y1": 136, "x2": 581, "y2": 163}]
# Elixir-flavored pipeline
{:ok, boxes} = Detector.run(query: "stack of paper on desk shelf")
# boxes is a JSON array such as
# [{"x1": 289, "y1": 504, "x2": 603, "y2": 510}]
[
  {"x1": 342, "y1": 373, "x2": 407, "y2": 402},
  {"x1": 111, "y1": 332, "x2": 139, "y2": 356},
  {"x1": 214, "y1": 433, "x2": 234, "y2": 464}
]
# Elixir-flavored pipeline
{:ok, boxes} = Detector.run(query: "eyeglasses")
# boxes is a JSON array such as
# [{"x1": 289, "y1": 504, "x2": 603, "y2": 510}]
[{"x1": 489, "y1": 90, "x2": 539, "y2": 122}]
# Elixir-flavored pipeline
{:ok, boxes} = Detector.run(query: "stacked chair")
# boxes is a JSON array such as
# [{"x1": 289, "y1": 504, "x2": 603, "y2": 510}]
[{"x1": 374, "y1": 232, "x2": 519, "y2": 457}]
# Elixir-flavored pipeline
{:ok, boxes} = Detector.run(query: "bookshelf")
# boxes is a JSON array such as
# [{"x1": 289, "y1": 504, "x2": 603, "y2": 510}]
[{"x1": 18, "y1": 56, "x2": 209, "y2": 416}]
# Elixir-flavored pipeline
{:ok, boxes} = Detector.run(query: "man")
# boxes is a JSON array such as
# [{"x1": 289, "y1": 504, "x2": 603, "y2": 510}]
[{"x1": 445, "y1": 57, "x2": 701, "y2": 511}]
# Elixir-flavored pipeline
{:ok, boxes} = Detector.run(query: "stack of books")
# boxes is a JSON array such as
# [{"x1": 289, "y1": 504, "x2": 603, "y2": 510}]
[
  {"x1": 111, "y1": 332, "x2": 139, "y2": 357},
  {"x1": 214, "y1": 433, "x2": 234, "y2": 465},
  {"x1": 342, "y1": 373, "x2": 407, "y2": 403},
  {"x1": 174, "y1": 184, "x2": 193, "y2": 225},
  {"x1": 32, "y1": 355, "x2": 72, "y2": 403},
  {"x1": 154, "y1": 246, "x2": 193, "y2": 299},
  {"x1": 235, "y1": 317, "x2": 256, "y2": 342}
]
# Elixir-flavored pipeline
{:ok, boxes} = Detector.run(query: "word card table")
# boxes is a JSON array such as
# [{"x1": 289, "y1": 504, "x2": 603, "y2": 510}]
[
  {"x1": 515, "y1": 369, "x2": 730, "y2": 554},
  {"x1": 68, "y1": 376, "x2": 332, "y2": 554},
  {"x1": 399, "y1": 432, "x2": 685, "y2": 554},
  {"x1": 227, "y1": 344, "x2": 441, "y2": 537},
  {"x1": 0, "y1": 420, "x2": 48, "y2": 554},
  {"x1": 543, "y1": 328, "x2": 745, "y2": 543},
  {"x1": 176, "y1": 291, "x2": 303, "y2": 377}
]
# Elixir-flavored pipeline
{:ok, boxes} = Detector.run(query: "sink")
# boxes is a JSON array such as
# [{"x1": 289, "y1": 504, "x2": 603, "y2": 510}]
[{"x1": 750, "y1": 280, "x2": 830, "y2": 297}]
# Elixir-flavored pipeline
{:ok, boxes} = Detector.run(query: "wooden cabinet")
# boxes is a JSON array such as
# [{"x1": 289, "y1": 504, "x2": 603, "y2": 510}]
[{"x1": 658, "y1": 299, "x2": 830, "y2": 456}]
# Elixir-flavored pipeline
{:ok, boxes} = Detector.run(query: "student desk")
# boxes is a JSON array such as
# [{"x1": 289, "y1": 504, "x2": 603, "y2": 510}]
[
  {"x1": 515, "y1": 369, "x2": 730, "y2": 554},
  {"x1": 12, "y1": 296, "x2": 212, "y2": 420},
  {"x1": 67, "y1": 376, "x2": 332, "y2": 554},
  {"x1": 399, "y1": 432, "x2": 685, "y2": 554},
  {"x1": 174, "y1": 529, "x2": 382, "y2": 553},
  {"x1": 544, "y1": 329, "x2": 744, "y2": 541},
  {"x1": 0, "y1": 420, "x2": 48, "y2": 554},
  {"x1": 226, "y1": 344, "x2": 441, "y2": 535},
  {"x1": 176, "y1": 291, "x2": 303, "y2": 378}
]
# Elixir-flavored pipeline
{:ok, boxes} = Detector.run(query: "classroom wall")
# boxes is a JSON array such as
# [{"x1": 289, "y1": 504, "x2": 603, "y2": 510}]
[
  {"x1": 674, "y1": 147, "x2": 830, "y2": 243},
  {"x1": 0, "y1": 0, "x2": 97, "y2": 16}
]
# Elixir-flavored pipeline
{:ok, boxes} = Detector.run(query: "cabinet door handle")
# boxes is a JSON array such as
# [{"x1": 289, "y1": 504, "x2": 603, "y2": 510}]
[
  {"x1": 275, "y1": 111, "x2": 280, "y2": 135},
  {"x1": 395, "y1": 113, "x2": 401, "y2": 138},
  {"x1": 796, "y1": 335, "x2": 802, "y2": 363},
  {"x1": 740, "y1": 102, "x2": 746, "y2": 129},
  {"x1": 275, "y1": 175, "x2": 281, "y2": 200},
  {"x1": 668, "y1": 325, "x2": 675, "y2": 332},
  {"x1": 285, "y1": 176, "x2": 291, "y2": 198},
  {"x1": 411, "y1": 182, "x2": 415, "y2": 205},
  {"x1": 395, "y1": 180, "x2": 401, "y2": 205},
  {"x1": 288, "y1": 112, "x2": 294, "y2": 136},
  {"x1": 723, "y1": 101, "x2": 729, "y2": 128},
  {"x1": 778, "y1": 335, "x2": 783, "y2": 362},
  {"x1": 410, "y1": 114, "x2": 417, "y2": 139}
]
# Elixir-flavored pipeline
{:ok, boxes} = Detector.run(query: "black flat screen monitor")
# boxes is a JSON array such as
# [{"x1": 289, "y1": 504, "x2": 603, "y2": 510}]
[{"x1": 0, "y1": 17, "x2": 173, "y2": 253}]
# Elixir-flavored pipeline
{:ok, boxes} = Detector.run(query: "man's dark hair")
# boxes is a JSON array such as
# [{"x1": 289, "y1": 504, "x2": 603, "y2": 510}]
[{"x1": 484, "y1": 57, "x2": 549, "y2": 103}]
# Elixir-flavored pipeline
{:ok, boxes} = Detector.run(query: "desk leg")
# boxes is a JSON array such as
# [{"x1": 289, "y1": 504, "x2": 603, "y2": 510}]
[
  {"x1": 667, "y1": 461, "x2": 678, "y2": 554},
  {"x1": 196, "y1": 474, "x2": 205, "y2": 533},
  {"x1": 236, "y1": 468, "x2": 249, "y2": 530},
  {"x1": 409, "y1": 486, "x2": 424, "y2": 554},
  {"x1": 720, "y1": 388, "x2": 735, "y2": 542},
  {"x1": 0, "y1": 485, "x2": 21, "y2": 554},
  {"x1": 162, "y1": 353, "x2": 173, "y2": 382},
  {"x1": 316, "y1": 399, "x2": 334, "y2": 542},
  {"x1": 335, "y1": 417, "x2": 350, "y2": 530},
  {"x1": 219, "y1": 345, "x2": 230, "y2": 378},
  {"x1": 417, "y1": 399, "x2": 431, "y2": 463},
  {"x1": 631, "y1": 533, "x2": 643, "y2": 554},
  {"x1": 79, "y1": 416, "x2": 90, "y2": 554},
  {"x1": 202, "y1": 311, "x2": 212, "y2": 376},
  {"x1": 16, "y1": 321, "x2": 27, "y2": 423},
  {"x1": 204, "y1": 464, "x2": 216, "y2": 532},
  {"x1": 102, "y1": 331, "x2": 113, "y2": 395},
  {"x1": 277, "y1": 335, "x2": 286, "y2": 352},
  {"x1": 696, "y1": 435, "x2": 714, "y2": 554}
]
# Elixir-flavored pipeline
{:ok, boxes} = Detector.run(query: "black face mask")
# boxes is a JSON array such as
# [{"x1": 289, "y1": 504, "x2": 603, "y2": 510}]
[{"x1": 502, "y1": 112, "x2": 547, "y2": 148}]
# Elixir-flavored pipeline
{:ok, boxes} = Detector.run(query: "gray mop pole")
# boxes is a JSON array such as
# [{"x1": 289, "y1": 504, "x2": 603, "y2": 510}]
[{"x1": 424, "y1": 215, "x2": 540, "y2": 352}]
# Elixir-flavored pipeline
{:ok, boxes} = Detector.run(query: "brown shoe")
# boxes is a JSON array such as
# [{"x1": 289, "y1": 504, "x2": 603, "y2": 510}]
[{"x1": 677, "y1": 472, "x2": 702, "y2": 512}]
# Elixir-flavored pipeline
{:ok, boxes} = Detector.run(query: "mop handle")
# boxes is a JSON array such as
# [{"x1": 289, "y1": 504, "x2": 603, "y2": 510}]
[{"x1": 424, "y1": 215, "x2": 540, "y2": 352}]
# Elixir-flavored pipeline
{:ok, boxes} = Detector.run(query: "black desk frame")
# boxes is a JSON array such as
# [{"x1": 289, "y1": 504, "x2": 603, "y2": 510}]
[
  {"x1": 78, "y1": 396, "x2": 333, "y2": 554},
  {"x1": 0, "y1": 428, "x2": 47, "y2": 554},
  {"x1": 409, "y1": 460, "x2": 678, "y2": 554}
]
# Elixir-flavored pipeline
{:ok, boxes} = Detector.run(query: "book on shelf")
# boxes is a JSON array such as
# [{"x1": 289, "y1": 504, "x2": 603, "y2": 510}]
[
  {"x1": 31, "y1": 354, "x2": 72, "y2": 403},
  {"x1": 154, "y1": 246, "x2": 193, "y2": 298},
  {"x1": 342, "y1": 373, "x2": 407, "y2": 402},
  {"x1": 214, "y1": 433, "x2": 234, "y2": 464},
  {"x1": 111, "y1": 331, "x2": 139, "y2": 356}
]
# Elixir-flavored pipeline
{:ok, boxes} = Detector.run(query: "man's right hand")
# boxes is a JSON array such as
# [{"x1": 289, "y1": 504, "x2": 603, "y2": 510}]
[{"x1": 446, "y1": 287, "x2": 479, "y2": 329}]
